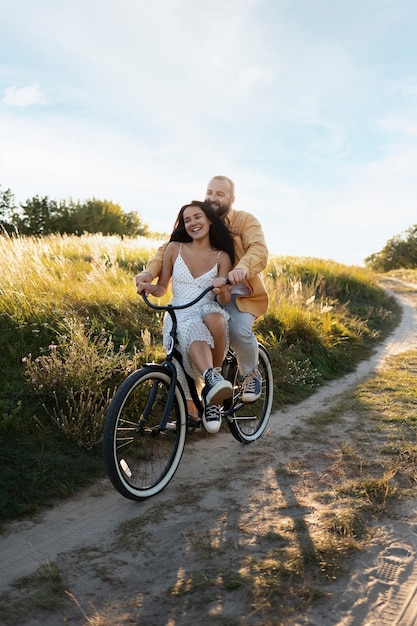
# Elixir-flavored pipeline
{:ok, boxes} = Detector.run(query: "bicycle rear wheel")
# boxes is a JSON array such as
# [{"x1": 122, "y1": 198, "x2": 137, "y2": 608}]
[
  {"x1": 224, "y1": 344, "x2": 273, "y2": 444},
  {"x1": 103, "y1": 366, "x2": 187, "y2": 500}
]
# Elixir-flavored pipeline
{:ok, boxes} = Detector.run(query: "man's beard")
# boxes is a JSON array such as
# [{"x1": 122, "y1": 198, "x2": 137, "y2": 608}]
[{"x1": 207, "y1": 200, "x2": 230, "y2": 218}]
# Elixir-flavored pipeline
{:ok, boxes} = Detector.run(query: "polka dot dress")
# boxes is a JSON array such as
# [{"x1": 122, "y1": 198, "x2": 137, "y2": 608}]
[{"x1": 163, "y1": 246, "x2": 230, "y2": 395}]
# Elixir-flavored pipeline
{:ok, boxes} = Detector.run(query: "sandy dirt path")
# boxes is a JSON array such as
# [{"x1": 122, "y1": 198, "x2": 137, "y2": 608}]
[{"x1": 1, "y1": 279, "x2": 417, "y2": 625}]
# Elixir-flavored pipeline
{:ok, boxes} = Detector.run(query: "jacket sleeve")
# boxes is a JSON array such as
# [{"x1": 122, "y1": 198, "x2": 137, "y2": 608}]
[
  {"x1": 144, "y1": 241, "x2": 168, "y2": 279},
  {"x1": 234, "y1": 213, "x2": 269, "y2": 278}
]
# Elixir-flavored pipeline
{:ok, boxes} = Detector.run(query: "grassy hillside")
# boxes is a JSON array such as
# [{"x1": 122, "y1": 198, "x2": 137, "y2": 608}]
[{"x1": 0, "y1": 234, "x2": 400, "y2": 525}]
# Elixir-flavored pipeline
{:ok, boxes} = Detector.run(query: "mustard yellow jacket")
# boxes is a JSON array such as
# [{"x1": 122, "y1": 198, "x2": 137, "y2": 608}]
[{"x1": 144, "y1": 207, "x2": 269, "y2": 318}]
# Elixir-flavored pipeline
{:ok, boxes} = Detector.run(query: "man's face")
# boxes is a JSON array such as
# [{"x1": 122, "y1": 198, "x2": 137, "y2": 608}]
[{"x1": 205, "y1": 179, "x2": 234, "y2": 218}]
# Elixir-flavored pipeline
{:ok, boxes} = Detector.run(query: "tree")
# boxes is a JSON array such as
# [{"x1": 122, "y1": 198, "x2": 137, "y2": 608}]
[
  {"x1": 54, "y1": 199, "x2": 77, "y2": 234},
  {"x1": 365, "y1": 225, "x2": 417, "y2": 271},
  {"x1": 14, "y1": 196, "x2": 60, "y2": 235},
  {"x1": 122, "y1": 210, "x2": 150, "y2": 237},
  {"x1": 0, "y1": 186, "x2": 17, "y2": 233},
  {"x1": 10, "y1": 195, "x2": 150, "y2": 237},
  {"x1": 70, "y1": 198, "x2": 149, "y2": 236},
  {"x1": 75, "y1": 198, "x2": 127, "y2": 235}
]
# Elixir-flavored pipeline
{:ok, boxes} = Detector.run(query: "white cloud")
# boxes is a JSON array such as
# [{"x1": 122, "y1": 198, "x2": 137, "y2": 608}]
[
  {"x1": 2, "y1": 83, "x2": 47, "y2": 109},
  {"x1": 2, "y1": 1, "x2": 417, "y2": 267},
  {"x1": 239, "y1": 66, "x2": 274, "y2": 90}
]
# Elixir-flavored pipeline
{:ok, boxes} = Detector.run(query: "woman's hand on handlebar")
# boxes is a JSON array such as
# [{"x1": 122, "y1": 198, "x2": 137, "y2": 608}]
[
  {"x1": 136, "y1": 279, "x2": 152, "y2": 296},
  {"x1": 212, "y1": 276, "x2": 227, "y2": 295},
  {"x1": 212, "y1": 277, "x2": 231, "y2": 304},
  {"x1": 136, "y1": 280, "x2": 166, "y2": 298}
]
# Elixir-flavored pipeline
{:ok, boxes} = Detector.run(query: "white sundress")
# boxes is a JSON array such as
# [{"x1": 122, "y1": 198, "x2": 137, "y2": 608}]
[{"x1": 162, "y1": 245, "x2": 230, "y2": 397}]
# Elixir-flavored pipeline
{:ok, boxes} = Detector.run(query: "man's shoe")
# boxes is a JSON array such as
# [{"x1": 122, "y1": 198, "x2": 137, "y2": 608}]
[
  {"x1": 202, "y1": 367, "x2": 233, "y2": 406},
  {"x1": 202, "y1": 403, "x2": 222, "y2": 434},
  {"x1": 241, "y1": 368, "x2": 262, "y2": 403}
]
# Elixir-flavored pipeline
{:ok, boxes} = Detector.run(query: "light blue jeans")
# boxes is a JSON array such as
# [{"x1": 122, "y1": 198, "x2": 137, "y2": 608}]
[{"x1": 222, "y1": 295, "x2": 259, "y2": 376}]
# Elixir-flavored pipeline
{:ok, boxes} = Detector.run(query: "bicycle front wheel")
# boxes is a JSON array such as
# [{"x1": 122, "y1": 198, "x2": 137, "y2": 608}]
[
  {"x1": 103, "y1": 366, "x2": 187, "y2": 500},
  {"x1": 224, "y1": 344, "x2": 273, "y2": 444}
]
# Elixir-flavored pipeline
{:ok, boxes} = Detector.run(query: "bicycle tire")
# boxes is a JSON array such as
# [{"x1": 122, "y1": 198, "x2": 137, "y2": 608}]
[
  {"x1": 224, "y1": 344, "x2": 273, "y2": 444},
  {"x1": 103, "y1": 366, "x2": 187, "y2": 500}
]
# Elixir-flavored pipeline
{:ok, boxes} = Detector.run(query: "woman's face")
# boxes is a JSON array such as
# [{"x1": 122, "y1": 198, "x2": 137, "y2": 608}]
[{"x1": 183, "y1": 205, "x2": 211, "y2": 240}]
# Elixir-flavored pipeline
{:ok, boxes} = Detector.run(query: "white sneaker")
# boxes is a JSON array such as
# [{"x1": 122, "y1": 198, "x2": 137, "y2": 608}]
[
  {"x1": 202, "y1": 403, "x2": 222, "y2": 434},
  {"x1": 202, "y1": 367, "x2": 233, "y2": 406},
  {"x1": 241, "y1": 368, "x2": 262, "y2": 403}
]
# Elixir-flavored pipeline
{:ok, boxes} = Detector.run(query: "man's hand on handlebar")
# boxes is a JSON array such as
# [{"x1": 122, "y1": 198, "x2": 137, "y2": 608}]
[{"x1": 227, "y1": 268, "x2": 247, "y2": 285}]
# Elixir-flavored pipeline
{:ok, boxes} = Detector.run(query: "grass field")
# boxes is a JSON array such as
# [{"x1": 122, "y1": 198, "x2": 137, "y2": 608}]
[{"x1": 0, "y1": 233, "x2": 401, "y2": 525}]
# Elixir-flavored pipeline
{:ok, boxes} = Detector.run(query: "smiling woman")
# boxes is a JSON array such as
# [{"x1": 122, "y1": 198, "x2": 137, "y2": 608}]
[{"x1": 135, "y1": 200, "x2": 235, "y2": 433}]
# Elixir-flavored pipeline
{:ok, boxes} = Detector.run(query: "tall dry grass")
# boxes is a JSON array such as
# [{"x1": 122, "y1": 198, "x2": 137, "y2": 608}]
[{"x1": 0, "y1": 234, "x2": 398, "y2": 450}]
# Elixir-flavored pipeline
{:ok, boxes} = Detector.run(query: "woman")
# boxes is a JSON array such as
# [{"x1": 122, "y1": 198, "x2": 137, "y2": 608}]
[{"x1": 136, "y1": 201, "x2": 235, "y2": 434}]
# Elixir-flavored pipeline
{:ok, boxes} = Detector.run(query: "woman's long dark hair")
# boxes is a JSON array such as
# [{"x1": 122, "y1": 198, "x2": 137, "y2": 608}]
[{"x1": 169, "y1": 201, "x2": 235, "y2": 265}]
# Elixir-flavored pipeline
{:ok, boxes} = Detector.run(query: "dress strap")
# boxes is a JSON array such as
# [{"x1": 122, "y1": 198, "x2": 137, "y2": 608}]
[{"x1": 216, "y1": 250, "x2": 222, "y2": 262}]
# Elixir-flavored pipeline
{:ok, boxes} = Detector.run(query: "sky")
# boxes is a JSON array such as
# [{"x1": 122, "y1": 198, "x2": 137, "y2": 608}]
[{"x1": 1, "y1": 0, "x2": 417, "y2": 266}]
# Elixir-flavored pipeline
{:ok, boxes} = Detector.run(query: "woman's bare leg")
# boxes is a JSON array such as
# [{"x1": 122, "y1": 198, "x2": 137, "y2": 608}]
[
  {"x1": 203, "y1": 312, "x2": 227, "y2": 368},
  {"x1": 187, "y1": 341, "x2": 213, "y2": 375}
]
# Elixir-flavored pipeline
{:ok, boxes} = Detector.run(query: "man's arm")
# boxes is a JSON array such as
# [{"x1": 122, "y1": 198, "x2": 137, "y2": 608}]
[
  {"x1": 135, "y1": 241, "x2": 168, "y2": 291},
  {"x1": 136, "y1": 242, "x2": 175, "y2": 297},
  {"x1": 233, "y1": 212, "x2": 268, "y2": 279}
]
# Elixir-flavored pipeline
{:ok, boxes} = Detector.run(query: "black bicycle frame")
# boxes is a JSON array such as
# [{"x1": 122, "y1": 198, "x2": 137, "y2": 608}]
[{"x1": 141, "y1": 284, "x2": 240, "y2": 426}]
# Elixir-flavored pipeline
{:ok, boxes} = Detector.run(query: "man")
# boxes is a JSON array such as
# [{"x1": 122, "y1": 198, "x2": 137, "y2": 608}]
[{"x1": 135, "y1": 175, "x2": 269, "y2": 404}]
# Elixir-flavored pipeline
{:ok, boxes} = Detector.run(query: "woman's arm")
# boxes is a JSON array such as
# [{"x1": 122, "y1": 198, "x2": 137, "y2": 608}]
[{"x1": 213, "y1": 252, "x2": 232, "y2": 305}]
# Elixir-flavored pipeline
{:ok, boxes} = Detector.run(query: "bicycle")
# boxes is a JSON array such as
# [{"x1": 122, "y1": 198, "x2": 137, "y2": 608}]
[{"x1": 103, "y1": 285, "x2": 273, "y2": 501}]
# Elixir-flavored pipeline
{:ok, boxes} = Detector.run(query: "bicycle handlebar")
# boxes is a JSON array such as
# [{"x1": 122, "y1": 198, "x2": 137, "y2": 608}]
[
  {"x1": 141, "y1": 284, "x2": 214, "y2": 311},
  {"x1": 141, "y1": 279, "x2": 230, "y2": 312}
]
